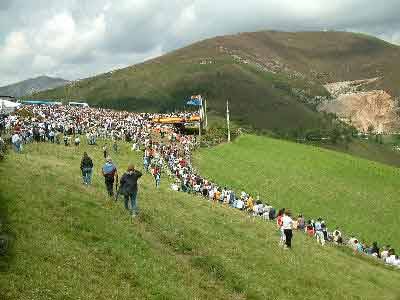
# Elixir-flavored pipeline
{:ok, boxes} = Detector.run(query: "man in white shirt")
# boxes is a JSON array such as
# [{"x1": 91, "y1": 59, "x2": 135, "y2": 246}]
[
  {"x1": 11, "y1": 133, "x2": 21, "y2": 152},
  {"x1": 282, "y1": 212, "x2": 294, "y2": 249}
]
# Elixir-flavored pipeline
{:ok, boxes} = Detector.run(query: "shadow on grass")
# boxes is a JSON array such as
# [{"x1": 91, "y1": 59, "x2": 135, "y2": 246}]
[
  {"x1": 190, "y1": 255, "x2": 264, "y2": 299},
  {"x1": 0, "y1": 193, "x2": 15, "y2": 273}
]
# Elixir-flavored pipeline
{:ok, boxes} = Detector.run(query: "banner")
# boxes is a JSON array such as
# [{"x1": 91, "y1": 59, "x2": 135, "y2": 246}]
[{"x1": 186, "y1": 95, "x2": 203, "y2": 106}]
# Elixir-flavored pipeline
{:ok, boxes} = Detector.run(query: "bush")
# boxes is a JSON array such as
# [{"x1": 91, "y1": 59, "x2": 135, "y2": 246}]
[{"x1": 14, "y1": 108, "x2": 34, "y2": 119}]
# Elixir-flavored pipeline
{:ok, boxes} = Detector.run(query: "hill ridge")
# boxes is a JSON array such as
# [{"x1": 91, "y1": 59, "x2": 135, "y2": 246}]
[
  {"x1": 0, "y1": 76, "x2": 69, "y2": 98},
  {"x1": 31, "y1": 31, "x2": 400, "y2": 134}
]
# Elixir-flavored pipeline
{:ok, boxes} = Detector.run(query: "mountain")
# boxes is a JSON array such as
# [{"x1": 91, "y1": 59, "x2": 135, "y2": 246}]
[
  {"x1": 0, "y1": 76, "x2": 69, "y2": 98},
  {"x1": 32, "y1": 31, "x2": 400, "y2": 133}
]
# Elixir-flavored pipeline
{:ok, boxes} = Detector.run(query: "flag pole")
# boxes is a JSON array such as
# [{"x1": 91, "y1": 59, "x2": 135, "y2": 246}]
[{"x1": 227, "y1": 99, "x2": 231, "y2": 143}]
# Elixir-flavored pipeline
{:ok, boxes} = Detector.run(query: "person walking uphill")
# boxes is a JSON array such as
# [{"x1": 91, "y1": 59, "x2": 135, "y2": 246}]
[
  {"x1": 80, "y1": 152, "x2": 93, "y2": 185},
  {"x1": 119, "y1": 164, "x2": 142, "y2": 218},
  {"x1": 102, "y1": 157, "x2": 118, "y2": 197}
]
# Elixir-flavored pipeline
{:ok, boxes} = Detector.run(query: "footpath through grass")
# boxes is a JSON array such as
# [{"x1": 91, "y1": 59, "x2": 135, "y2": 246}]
[
  {"x1": 194, "y1": 135, "x2": 400, "y2": 250},
  {"x1": 0, "y1": 141, "x2": 399, "y2": 299}
]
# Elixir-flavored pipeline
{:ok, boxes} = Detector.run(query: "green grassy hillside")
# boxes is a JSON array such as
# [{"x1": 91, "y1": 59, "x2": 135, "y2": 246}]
[
  {"x1": 31, "y1": 31, "x2": 400, "y2": 133},
  {"x1": 322, "y1": 137, "x2": 400, "y2": 167},
  {"x1": 1, "y1": 142, "x2": 400, "y2": 299},
  {"x1": 194, "y1": 135, "x2": 400, "y2": 249},
  {"x1": 33, "y1": 50, "x2": 329, "y2": 132}
]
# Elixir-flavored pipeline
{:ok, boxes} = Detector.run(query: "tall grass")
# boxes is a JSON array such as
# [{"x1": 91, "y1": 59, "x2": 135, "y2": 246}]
[{"x1": 0, "y1": 141, "x2": 399, "y2": 299}]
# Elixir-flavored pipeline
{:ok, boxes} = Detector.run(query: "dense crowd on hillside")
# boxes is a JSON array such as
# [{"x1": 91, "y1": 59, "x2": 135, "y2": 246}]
[
  {"x1": 1, "y1": 104, "x2": 399, "y2": 269},
  {"x1": 143, "y1": 132, "x2": 400, "y2": 266}
]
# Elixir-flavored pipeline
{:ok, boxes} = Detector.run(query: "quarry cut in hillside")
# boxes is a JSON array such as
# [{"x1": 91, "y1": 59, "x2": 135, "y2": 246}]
[{"x1": 319, "y1": 79, "x2": 400, "y2": 133}]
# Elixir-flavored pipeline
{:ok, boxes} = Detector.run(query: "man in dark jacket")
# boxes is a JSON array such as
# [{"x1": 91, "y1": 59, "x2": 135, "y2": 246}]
[
  {"x1": 80, "y1": 152, "x2": 93, "y2": 185},
  {"x1": 102, "y1": 157, "x2": 118, "y2": 197},
  {"x1": 119, "y1": 164, "x2": 142, "y2": 217}
]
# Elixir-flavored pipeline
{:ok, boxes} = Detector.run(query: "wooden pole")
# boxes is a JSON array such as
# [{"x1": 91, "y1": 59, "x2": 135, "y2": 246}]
[
  {"x1": 204, "y1": 98, "x2": 208, "y2": 129},
  {"x1": 198, "y1": 105, "x2": 202, "y2": 140},
  {"x1": 227, "y1": 100, "x2": 231, "y2": 143}
]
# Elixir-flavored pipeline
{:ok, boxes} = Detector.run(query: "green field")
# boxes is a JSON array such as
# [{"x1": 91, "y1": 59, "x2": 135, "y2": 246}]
[
  {"x1": 194, "y1": 135, "x2": 400, "y2": 249},
  {"x1": 322, "y1": 137, "x2": 400, "y2": 167},
  {"x1": 1, "y1": 142, "x2": 399, "y2": 299}
]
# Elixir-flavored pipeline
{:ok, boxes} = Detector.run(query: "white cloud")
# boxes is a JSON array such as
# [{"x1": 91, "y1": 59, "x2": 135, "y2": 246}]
[
  {"x1": 1, "y1": 31, "x2": 30, "y2": 59},
  {"x1": 32, "y1": 55, "x2": 57, "y2": 72}
]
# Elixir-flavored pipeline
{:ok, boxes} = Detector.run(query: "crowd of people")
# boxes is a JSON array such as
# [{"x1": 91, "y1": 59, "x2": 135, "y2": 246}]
[
  {"x1": 1, "y1": 104, "x2": 399, "y2": 269},
  {"x1": 142, "y1": 130, "x2": 400, "y2": 265}
]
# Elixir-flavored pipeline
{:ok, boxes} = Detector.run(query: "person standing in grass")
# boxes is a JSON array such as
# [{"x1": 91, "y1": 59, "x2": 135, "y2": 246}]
[
  {"x1": 11, "y1": 132, "x2": 21, "y2": 153},
  {"x1": 102, "y1": 157, "x2": 118, "y2": 197},
  {"x1": 315, "y1": 218, "x2": 325, "y2": 246},
  {"x1": 333, "y1": 228, "x2": 343, "y2": 245},
  {"x1": 64, "y1": 135, "x2": 70, "y2": 146},
  {"x1": 151, "y1": 165, "x2": 161, "y2": 188},
  {"x1": 74, "y1": 136, "x2": 80, "y2": 146},
  {"x1": 277, "y1": 209, "x2": 285, "y2": 246},
  {"x1": 282, "y1": 210, "x2": 294, "y2": 249},
  {"x1": 80, "y1": 152, "x2": 94, "y2": 185},
  {"x1": 102, "y1": 145, "x2": 108, "y2": 159},
  {"x1": 119, "y1": 164, "x2": 142, "y2": 218},
  {"x1": 113, "y1": 140, "x2": 118, "y2": 153}
]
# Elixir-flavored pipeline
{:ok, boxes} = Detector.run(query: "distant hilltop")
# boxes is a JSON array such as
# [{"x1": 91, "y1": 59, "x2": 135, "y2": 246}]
[
  {"x1": 32, "y1": 30, "x2": 400, "y2": 133},
  {"x1": 0, "y1": 76, "x2": 69, "y2": 98}
]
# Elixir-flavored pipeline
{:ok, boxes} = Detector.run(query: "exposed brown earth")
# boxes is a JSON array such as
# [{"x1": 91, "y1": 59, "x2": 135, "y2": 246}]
[{"x1": 319, "y1": 83, "x2": 400, "y2": 133}]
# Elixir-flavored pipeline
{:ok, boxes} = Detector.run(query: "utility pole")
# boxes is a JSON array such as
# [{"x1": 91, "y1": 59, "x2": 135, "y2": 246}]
[
  {"x1": 204, "y1": 98, "x2": 208, "y2": 129},
  {"x1": 226, "y1": 99, "x2": 231, "y2": 143},
  {"x1": 198, "y1": 104, "x2": 202, "y2": 140}
]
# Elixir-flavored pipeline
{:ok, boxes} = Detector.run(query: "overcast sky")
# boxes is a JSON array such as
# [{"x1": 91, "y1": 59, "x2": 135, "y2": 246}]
[{"x1": 0, "y1": 0, "x2": 399, "y2": 85}]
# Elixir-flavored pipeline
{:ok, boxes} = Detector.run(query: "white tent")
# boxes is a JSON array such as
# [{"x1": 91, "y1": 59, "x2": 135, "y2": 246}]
[{"x1": 0, "y1": 99, "x2": 21, "y2": 115}]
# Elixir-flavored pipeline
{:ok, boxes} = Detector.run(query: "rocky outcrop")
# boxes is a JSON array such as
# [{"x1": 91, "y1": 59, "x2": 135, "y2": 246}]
[
  {"x1": 319, "y1": 85, "x2": 400, "y2": 133},
  {"x1": 324, "y1": 78, "x2": 381, "y2": 98}
]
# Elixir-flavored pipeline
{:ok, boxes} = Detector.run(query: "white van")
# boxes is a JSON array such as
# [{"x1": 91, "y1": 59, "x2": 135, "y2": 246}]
[{"x1": 69, "y1": 102, "x2": 89, "y2": 108}]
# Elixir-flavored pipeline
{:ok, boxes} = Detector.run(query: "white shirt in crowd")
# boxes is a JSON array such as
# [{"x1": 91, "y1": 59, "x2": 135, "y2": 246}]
[
  {"x1": 385, "y1": 255, "x2": 397, "y2": 265},
  {"x1": 282, "y1": 215, "x2": 293, "y2": 230},
  {"x1": 11, "y1": 134, "x2": 20, "y2": 144},
  {"x1": 236, "y1": 199, "x2": 244, "y2": 209}
]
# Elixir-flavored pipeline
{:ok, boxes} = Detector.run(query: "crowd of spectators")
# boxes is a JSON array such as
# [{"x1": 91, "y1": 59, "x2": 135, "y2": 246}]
[
  {"x1": 2, "y1": 104, "x2": 399, "y2": 269},
  {"x1": 143, "y1": 122, "x2": 400, "y2": 267}
]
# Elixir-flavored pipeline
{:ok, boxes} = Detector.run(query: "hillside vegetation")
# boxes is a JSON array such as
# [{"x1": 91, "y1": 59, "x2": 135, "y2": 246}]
[
  {"x1": 194, "y1": 135, "x2": 400, "y2": 249},
  {"x1": 32, "y1": 31, "x2": 400, "y2": 133},
  {"x1": 1, "y1": 142, "x2": 400, "y2": 299}
]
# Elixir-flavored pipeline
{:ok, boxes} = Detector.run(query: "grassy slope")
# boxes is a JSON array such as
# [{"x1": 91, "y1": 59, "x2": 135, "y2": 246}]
[
  {"x1": 0, "y1": 142, "x2": 399, "y2": 299},
  {"x1": 194, "y1": 135, "x2": 400, "y2": 249},
  {"x1": 323, "y1": 138, "x2": 400, "y2": 167}
]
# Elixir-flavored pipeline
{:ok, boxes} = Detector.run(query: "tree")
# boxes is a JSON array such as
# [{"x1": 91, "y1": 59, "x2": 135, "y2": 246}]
[
  {"x1": 329, "y1": 127, "x2": 341, "y2": 144},
  {"x1": 367, "y1": 124, "x2": 374, "y2": 136}
]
